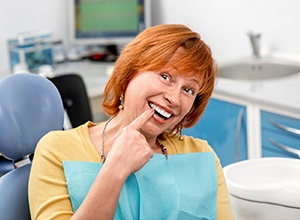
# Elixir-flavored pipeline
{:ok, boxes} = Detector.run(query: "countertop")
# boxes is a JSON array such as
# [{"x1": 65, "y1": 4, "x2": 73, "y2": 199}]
[
  {"x1": 0, "y1": 60, "x2": 114, "y2": 98},
  {"x1": 214, "y1": 72, "x2": 300, "y2": 115},
  {"x1": 53, "y1": 60, "x2": 114, "y2": 98},
  {"x1": 1, "y1": 59, "x2": 300, "y2": 116}
]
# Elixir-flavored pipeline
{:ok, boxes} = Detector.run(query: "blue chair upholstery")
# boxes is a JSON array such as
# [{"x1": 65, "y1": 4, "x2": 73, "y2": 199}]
[{"x1": 0, "y1": 73, "x2": 64, "y2": 219}]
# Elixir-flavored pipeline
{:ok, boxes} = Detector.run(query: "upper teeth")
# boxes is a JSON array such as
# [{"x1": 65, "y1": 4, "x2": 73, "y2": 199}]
[{"x1": 149, "y1": 103, "x2": 172, "y2": 118}]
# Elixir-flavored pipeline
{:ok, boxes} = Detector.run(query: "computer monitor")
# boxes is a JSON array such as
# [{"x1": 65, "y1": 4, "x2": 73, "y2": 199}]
[{"x1": 68, "y1": 0, "x2": 151, "y2": 48}]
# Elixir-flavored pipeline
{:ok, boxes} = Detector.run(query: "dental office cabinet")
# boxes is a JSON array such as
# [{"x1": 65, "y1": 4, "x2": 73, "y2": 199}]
[{"x1": 184, "y1": 74, "x2": 300, "y2": 166}]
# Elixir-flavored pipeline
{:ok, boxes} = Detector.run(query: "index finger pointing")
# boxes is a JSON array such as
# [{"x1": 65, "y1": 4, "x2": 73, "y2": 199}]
[{"x1": 127, "y1": 109, "x2": 154, "y2": 131}]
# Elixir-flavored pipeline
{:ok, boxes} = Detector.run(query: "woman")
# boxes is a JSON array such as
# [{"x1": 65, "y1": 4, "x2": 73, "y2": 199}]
[{"x1": 29, "y1": 24, "x2": 233, "y2": 219}]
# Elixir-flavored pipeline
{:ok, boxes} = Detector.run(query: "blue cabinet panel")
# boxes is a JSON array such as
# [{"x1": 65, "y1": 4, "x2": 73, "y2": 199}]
[
  {"x1": 261, "y1": 111, "x2": 300, "y2": 138},
  {"x1": 261, "y1": 110, "x2": 300, "y2": 158},
  {"x1": 183, "y1": 98, "x2": 248, "y2": 166}
]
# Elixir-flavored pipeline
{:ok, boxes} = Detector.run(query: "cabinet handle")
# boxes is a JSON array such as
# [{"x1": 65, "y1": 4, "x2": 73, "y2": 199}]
[
  {"x1": 269, "y1": 120, "x2": 300, "y2": 135},
  {"x1": 269, "y1": 138, "x2": 300, "y2": 158},
  {"x1": 235, "y1": 109, "x2": 244, "y2": 161}
]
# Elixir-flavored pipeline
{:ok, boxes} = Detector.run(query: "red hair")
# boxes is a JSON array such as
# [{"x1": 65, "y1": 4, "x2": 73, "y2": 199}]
[{"x1": 102, "y1": 24, "x2": 217, "y2": 132}]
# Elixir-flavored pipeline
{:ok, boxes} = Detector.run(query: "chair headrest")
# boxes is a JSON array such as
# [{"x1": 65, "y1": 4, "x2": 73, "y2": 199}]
[{"x1": 0, "y1": 73, "x2": 64, "y2": 161}]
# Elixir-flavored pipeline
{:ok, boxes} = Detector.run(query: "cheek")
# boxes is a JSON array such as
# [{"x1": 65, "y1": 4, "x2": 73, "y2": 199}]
[
  {"x1": 170, "y1": 101, "x2": 194, "y2": 129},
  {"x1": 124, "y1": 82, "x2": 156, "y2": 110},
  {"x1": 181, "y1": 99, "x2": 195, "y2": 115}
]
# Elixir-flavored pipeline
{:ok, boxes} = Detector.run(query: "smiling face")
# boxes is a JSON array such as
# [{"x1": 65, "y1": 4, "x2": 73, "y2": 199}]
[
  {"x1": 102, "y1": 24, "x2": 216, "y2": 129},
  {"x1": 122, "y1": 48, "x2": 203, "y2": 138}
]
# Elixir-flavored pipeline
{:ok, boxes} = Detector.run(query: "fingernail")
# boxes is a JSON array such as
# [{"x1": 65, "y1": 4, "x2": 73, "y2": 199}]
[{"x1": 148, "y1": 108, "x2": 154, "y2": 114}]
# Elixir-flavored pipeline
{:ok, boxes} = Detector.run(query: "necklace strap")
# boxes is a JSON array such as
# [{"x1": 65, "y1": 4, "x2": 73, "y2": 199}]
[
  {"x1": 156, "y1": 139, "x2": 168, "y2": 160},
  {"x1": 101, "y1": 116, "x2": 114, "y2": 163}
]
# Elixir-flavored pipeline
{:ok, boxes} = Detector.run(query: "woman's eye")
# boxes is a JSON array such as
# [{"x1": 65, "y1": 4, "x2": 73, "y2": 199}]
[
  {"x1": 160, "y1": 73, "x2": 171, "y2": 81},
  {"x1": 184, "y1": 87, "x2": 195, "y2": 95}
]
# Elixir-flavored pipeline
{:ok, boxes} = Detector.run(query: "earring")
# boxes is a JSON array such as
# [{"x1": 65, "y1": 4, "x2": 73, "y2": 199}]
[
  {"x1": 118, "y1": 94, "x2": 124, "y2": 110},
  {"x1": 178, "y1": 123, "x2": 184, "y2": 141}
]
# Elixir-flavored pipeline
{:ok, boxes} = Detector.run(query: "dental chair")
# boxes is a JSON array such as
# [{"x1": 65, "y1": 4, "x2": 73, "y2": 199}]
[
  {"x1": 48, "y1": 73, "x2": 93, "y2": 129},
  {"x1": 0, "y1": 73, "x2": 64, "y2": 219}
]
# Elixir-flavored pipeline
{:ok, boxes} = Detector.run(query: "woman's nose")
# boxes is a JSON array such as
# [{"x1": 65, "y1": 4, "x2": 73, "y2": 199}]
[{"x1": 164, "y1": 88, "x2": 181, "y2": 106}]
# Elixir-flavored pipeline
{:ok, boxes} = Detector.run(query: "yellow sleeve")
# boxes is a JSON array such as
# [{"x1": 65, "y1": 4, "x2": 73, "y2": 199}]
[
  {"x1": 192, "y1": 139, "x2": 234, "y2": 219},
  {"x1": 28, "y1": 131, "x2": 73, "y2": 220},
  {"x1": 215, "y1": 156, "x2": 234, "y2": 220},
  {"x1": 193, "y1": 139, "x2": 234, "y2": 219}
]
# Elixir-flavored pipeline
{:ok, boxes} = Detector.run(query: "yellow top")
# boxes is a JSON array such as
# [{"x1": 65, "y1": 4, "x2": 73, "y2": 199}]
[{"x1": 28, "y1": 121, "x2": 233, "y2": 220}]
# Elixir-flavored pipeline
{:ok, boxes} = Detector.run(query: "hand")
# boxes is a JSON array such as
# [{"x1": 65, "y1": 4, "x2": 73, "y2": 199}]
[{"x1": 104, "y1": 109, "x2": 155, "y2": 176}]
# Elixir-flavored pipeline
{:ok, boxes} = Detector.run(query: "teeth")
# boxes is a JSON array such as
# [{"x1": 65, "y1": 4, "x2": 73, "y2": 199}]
[{"x1": 149, "y1": 103, "x2": 172, "y2": 119}]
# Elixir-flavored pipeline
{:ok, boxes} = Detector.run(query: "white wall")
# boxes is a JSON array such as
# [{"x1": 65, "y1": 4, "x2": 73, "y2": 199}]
[
  {"x1": 0, "y1": 0, "x2": 69, "y2": 73},
  {"x1": 152, "y1": 0, "x2": 300, "y2": 65},
  {"x1": 1, "y1": 0, "x2": 300, "y2": 73}
]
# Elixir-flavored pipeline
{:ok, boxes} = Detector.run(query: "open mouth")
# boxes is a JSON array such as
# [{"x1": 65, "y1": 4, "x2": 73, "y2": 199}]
[{"x1": 149, "y1": 102, "x2": 172, "y2": 120}]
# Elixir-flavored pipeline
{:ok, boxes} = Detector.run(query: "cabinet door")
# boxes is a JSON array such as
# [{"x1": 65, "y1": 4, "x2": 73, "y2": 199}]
[
  {"x1": 261, "y1": 110, "x2": 300, "y2": 158},
  {"x1": 183, "y1": 98, "x2": 248, "y2": 166}
]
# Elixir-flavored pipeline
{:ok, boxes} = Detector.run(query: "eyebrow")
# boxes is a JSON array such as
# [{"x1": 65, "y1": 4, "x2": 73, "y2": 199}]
[
  {"x1": 189, "y1": 78, "x2": 202, "y2": 89},
  {"x1": 165, "y1": 65, "x2": 203, "y2": 87}
]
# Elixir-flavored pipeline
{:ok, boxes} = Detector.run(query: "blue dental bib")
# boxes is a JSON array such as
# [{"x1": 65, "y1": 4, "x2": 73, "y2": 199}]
[{"x1": 63, "y1": 152, "x2": 217, "y2": 219}]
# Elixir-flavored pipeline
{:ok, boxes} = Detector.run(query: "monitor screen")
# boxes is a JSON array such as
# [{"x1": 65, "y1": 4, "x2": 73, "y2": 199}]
[{"x1": 68, "y1": 0, "x2": 151, "y2": 46}]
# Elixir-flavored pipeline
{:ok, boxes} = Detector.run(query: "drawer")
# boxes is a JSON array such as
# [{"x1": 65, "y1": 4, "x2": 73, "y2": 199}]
[
  {"x1": 262, "y1": 147, "x2": 299, "y2": 158},
  {"x1": 261, "y1": 111, "x2": 300, "y2": 138},
  {"x1": 262, "y1": 129, "x2": 300, "y2": 158}
]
